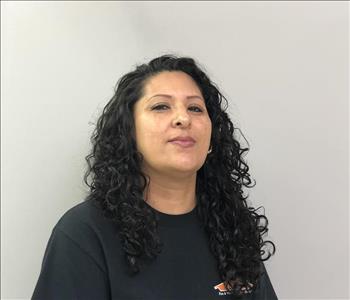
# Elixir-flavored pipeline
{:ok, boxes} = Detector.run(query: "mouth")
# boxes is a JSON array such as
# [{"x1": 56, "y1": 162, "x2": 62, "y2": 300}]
[{"x1": 168, "y1": 137, "x2": 196, "y2": 148}]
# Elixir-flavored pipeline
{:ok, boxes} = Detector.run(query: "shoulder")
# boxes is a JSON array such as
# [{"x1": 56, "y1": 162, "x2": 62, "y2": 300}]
[
  {"x1": 253, "y1": 262, "x2": 278, "y2": 299},
  {"x1": 50, "y1": 199, "x2": 118, "y2": 267},
  {"x1": 55, "y1": 198, "x2": 115, "y2": 235}
]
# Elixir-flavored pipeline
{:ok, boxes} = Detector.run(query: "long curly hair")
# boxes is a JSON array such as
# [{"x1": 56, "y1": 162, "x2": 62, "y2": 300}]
[{"x1": 83, "y1": 54, "x2": 276, "y2": 297}]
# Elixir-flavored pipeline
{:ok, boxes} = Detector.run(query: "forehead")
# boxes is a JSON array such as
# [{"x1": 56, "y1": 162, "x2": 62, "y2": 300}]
[{"x1": 142, "y1": 71, "x2": 202, "y2": 96}]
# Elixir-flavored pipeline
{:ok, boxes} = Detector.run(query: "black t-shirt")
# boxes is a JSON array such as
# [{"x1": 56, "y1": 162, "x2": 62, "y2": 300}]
[{"x1": 32, "y1": 199, "x2": 278, "y2": 300}]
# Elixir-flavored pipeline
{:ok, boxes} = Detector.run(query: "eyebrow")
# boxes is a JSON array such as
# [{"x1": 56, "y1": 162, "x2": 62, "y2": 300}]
[{"x1": 147, "y1": 94, "x2": 204, "y2": 102}]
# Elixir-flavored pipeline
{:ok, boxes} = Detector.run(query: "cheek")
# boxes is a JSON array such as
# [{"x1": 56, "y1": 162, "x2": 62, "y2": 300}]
[
  {"x1": 135, "y1": 117, "x2": 165, "y2": 150},
  {"x1": 199, "y1": 119, "x2": 212, "y2": 142}
]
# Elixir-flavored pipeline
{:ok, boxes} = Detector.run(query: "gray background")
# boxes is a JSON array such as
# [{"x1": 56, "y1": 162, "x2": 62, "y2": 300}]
[{"x1": 1, "y1": 1, "x2": 349, "y2": 299}]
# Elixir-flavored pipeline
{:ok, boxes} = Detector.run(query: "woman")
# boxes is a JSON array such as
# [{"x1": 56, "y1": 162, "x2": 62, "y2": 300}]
[{"x1": 32, "y1": 54, "x2": 277, "y2": 299}]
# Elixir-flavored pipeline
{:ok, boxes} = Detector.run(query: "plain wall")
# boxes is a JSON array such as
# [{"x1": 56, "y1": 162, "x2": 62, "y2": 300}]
[{"x1": 1, "y1": 1, "x2": 349, "y2": 299}]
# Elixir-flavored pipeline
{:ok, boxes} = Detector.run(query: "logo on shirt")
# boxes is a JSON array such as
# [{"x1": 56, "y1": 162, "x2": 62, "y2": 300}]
[
  {"x1": 214, "y1": 281, "x2": 253, "y2": 296},
  {"x1": 213, "y1": 282, "x2": 233, "y2": 296}
]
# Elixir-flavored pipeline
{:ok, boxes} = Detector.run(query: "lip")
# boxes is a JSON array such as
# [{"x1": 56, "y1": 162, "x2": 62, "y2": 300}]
[{"x1": 168, "y1": 136, "x2": 196, "y2": 148}]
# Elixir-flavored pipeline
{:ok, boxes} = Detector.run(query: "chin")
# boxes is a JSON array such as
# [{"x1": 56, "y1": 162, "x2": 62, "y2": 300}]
[{"x1": 169, "y1": 162, "x2": 204, "y2": 174}]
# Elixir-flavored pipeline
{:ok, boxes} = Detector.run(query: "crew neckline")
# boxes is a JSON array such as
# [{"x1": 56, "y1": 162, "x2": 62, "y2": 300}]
[{"x1": 143, "y1": 201, "x2": 198, "y2": 228}]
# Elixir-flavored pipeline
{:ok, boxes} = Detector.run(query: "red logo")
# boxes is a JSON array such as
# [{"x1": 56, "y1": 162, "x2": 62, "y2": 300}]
[
  {"x1": 214, "y1": 282, "x2": 228, "y2": 292},
  {"x1": 214, "y1": 281, "x2": 253, "y2": 296},
  {"x1": 213, "y1": 282, "x2": 233, "y2": 296}
]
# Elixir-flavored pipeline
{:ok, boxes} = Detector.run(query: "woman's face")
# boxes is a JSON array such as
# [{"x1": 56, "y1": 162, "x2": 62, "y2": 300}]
[{"x1": 133, "y1": 71, "x2": 212, "y2": 177}]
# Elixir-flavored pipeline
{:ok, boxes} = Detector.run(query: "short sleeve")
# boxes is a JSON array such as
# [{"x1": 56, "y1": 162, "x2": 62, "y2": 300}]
[{"x1": 32, "y1": 226, "x2": 111, "y2": 300}]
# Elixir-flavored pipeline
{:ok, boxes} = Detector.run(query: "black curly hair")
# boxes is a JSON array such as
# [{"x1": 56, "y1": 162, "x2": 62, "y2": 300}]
[{"x1": 83, "y1": 54, "x2": 276, "y2": 297}]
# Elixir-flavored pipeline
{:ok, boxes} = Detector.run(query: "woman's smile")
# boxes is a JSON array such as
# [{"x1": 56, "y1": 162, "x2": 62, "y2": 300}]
[
  {"x1": 168, "y1": 136, "x2": 196, "y2": 148},
  {"x1": 169, "y1": 140, "x2": 195, "y2": 148}
]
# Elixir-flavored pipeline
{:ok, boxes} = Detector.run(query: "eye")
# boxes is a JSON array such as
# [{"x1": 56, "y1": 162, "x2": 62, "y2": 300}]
[
  {"x1": 189, "y1": 106, "x2": 203, "y2": 113},
  {"x1": 151, "y1": 104, "x2": 170, "y2": 111}
]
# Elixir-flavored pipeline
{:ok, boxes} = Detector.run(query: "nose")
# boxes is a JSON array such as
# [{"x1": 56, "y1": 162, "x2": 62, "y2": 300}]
[{"x1": 171, "y1": 108, "x2": 191, "y2": 128}]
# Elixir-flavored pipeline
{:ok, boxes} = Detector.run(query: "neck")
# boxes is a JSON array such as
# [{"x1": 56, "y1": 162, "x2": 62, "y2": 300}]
[{"x1": 142, "y1": 169, "x2": 197, "y2": 215}]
